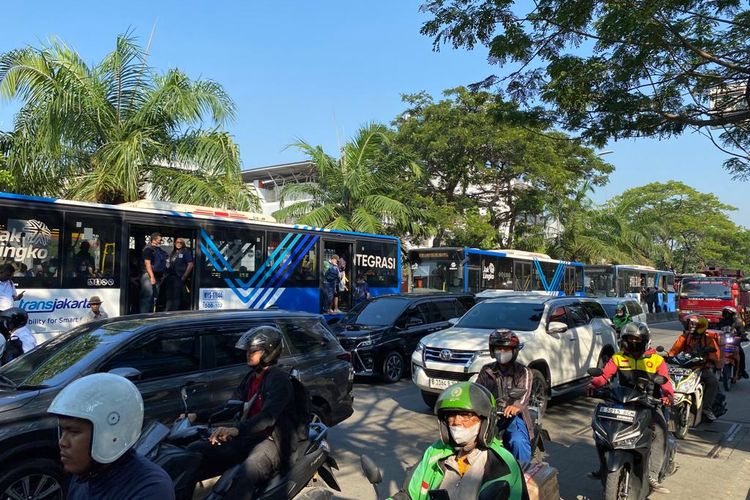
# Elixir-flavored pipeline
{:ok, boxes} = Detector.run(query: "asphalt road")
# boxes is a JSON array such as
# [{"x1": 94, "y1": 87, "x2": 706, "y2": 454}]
[{"x1": 320, "y1": 320, "x2": 750, "y2": 499}]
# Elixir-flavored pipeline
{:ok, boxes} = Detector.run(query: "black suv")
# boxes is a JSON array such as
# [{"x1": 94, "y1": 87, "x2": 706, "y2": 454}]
[
  {"x1": 331, "y1": 293, "x2": 475, "y2": 383},
  {"x1": 0, "y1": 310, "x2": 353, "y2": 499}
]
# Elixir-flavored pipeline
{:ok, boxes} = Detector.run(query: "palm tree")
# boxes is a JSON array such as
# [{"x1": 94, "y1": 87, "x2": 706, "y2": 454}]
[
  {"x1": 0, "y1": 33, "x2": 257, "y2": 209},
  {"x1": 274, "y1": 123, "x2": 428, "y2": 236}
]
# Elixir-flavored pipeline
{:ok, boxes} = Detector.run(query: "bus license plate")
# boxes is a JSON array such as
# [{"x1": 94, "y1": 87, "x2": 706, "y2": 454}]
[{"x1": 429, "y1": 378, "x2": 455, "y2": 390}]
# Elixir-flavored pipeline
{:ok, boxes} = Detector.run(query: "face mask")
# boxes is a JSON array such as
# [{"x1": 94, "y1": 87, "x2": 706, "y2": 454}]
[
  {"x1": 495, "y1": 351, "x2": 513, "y2": 364},
  {"x1": 449, "y1": 422, "x2": 480, "y2": 446}
]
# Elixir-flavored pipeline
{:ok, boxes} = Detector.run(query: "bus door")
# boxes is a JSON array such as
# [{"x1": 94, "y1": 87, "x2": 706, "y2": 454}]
[
  {"x1": 322, "y1": 239, "x2": 354, "y2": 312},
  {"x1": 126, "y1": 224, "x2": 197, "y2": 314}
]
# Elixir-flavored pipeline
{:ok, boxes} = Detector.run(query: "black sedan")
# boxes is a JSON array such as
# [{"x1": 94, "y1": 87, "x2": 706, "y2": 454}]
[{"x1": 0, "y1": 310, "x2": 353, "y2": 500}]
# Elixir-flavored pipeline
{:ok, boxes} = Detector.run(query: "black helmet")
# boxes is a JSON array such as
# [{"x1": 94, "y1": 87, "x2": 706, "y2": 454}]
[
  {"x1": 235, "y1": 325, "x2": 283, "y2": 366},
  {"x1": 435, "y1": 382, "x2": 497, "y2": 449},
  {"x1": 722, "y1": 306, "x2": 737, "y2": 319},
  {"x1": 488, "y1": 328, "x2": 522, "y2": 363},
  {"x1": 1, "y1": 307, "x2": 28, "y2": 331},
  {"x1": 621, "y1": 321, "x2": 650, "y2": 358}
]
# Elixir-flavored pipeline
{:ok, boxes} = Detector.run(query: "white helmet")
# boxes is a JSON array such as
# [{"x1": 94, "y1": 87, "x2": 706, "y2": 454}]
[{"x1": 48, "y1": 373, "x2": 144, "y2": 464}]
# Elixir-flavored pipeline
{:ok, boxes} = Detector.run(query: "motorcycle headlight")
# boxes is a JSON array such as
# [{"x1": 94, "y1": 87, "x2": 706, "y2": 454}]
[{"x1": 613, "y1": 428, "x2": 641, "y2": 447}]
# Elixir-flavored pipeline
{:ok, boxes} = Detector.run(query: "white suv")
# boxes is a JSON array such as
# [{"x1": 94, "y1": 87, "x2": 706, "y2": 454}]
[{"x1": 411, "y1": 296, "x2": 618, "y2": 412}]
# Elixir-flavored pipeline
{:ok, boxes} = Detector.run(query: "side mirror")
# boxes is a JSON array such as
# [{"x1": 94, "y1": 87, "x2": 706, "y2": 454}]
[
  {"x1": 406, "y1": 317, "x2": 424, "y2": 327},
  {"x1": 653, "y1": 374, "x2": 667, "y2": 385},
  {"x1": 327, "y1": 316, "x2": 341, "y2": 326},
  {"x1": 225, "y1": 399, "x2": 244, "y2": 410},
  {"x1": 656, "y1": 345, "x2": 665, "y2": 352},
  {"x1": 547, "y1": 321, "x2": 568, "y2": 335},
  {"x1": 448, "y1": 317, "x2": 459, "y2": 326},
  {"x1": 588, "y1": 367, "x2": 603, "y2": 377},
  {"x1": 108, "y1": 367, "x2": 143, "y2": 381},
  {"x1": 360, "y1": 454, "x2": 383, "y2": 485}
]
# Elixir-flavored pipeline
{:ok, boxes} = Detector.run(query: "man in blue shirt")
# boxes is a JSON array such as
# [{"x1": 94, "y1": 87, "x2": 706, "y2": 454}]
[{"x1": 48, "y1": 373, "x2": 174, "y2": 500}]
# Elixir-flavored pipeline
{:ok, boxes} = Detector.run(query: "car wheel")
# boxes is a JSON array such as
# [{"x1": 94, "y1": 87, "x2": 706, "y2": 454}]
[
  {"x1": 529, "y1": 369, "x2": 549, "y2": 417},
  {"x1": 380, "y1": 351, "x2": 405, "y2": 383},
  {"x1": 421, "y1": 390, "x2": 439, "y2": 409},
  {"x1": 0, "y1": 458, "x2": 65, "y2": 500}
]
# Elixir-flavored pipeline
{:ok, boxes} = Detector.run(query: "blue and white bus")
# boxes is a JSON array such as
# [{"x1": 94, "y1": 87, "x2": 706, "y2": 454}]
[
  {"x1": 0, "y1": 192, "x2": 400, "y2": 339},
  {"x1": 409, "y1": 247, "x2": 584, "y2": 296},
  {"x1": 583, "y1": 264, "x2": 676, "y2": 312}
]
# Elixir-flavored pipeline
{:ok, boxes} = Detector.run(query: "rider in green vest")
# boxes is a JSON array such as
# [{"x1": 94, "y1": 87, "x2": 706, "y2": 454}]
[
  {"x1": 612, "y1": 303, "x2": 631, "y2": 334},
  {"x1": 390, "y1": 382, "x2": 528, "y2": 500}
]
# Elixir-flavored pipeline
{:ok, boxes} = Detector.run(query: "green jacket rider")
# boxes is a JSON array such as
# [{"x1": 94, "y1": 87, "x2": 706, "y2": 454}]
[
  {"x1": 612, "y1": 304, "x2": 631, "y2": 332},
  {"x1": 390, "y1": 382, "x2": 528, "y2": 500}
]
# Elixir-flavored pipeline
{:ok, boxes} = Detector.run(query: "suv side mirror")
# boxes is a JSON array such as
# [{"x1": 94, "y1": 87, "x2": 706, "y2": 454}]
[
  {"x1": 448, "y1": 317, "x2": 459, "y2": 326},
  {"x1": 547, "y1": 321, "x2": 568, "y2": 336},
  {"x1": 588, "y1": 367, "x2": 603, "y2": 377}
]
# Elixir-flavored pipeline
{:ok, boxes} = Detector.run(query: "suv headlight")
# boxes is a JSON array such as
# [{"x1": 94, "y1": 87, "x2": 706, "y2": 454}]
[{"x1": 414, "y1": 342, "x2": 425, "y2": 354}]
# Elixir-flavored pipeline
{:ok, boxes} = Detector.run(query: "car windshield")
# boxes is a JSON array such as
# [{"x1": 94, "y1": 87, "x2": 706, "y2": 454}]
[
  {"x1": 341, "y1": 298, "x2": 408, "y2": 326},
  {"x1": 0, "y1": 323, "x2": 130, "y2": 388},
  {"x1": 681, "y1": 281, "x2": 731, "y2": 299},
  {"x1": 456, "y1": 302, "x2": 545, "y2": 331}
]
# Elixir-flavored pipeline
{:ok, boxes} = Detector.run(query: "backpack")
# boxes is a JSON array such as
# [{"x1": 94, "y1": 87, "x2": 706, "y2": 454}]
[{"x1": 1, "y1": 338, "x2": 24, "y2": 365}]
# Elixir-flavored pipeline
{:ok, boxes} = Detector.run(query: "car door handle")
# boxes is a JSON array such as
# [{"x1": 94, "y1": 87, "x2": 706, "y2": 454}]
[{"x1": 568, "y1": 336, "x2": 578, "y2": 341}]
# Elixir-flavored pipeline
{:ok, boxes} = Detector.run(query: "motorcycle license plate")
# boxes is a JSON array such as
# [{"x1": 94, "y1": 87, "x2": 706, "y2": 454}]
[
  {"x1": 597, "y1": 405, "x2": 637, "y2": 423},
  {"x1": 429, "y1": 378, "x2": 455, "y2": 390}
]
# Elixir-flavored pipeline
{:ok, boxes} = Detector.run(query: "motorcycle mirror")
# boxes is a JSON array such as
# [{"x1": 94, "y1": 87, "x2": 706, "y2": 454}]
[
  {"x1": 587, "y1": 367, "x2": 603, "y2": 377},
  {"x1": 360, "y1": 454, "x2": 383, "y2": 485},
  {"x1": 653, "y1": 375, "x2": 667, "y2": 385},
  {"x1": 656, "y1": 345, "x2": 665, "y2": 352}
]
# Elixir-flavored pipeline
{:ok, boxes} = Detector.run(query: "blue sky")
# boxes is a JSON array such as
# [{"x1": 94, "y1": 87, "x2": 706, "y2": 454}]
[{"x1": 1, "y1": 1, "x2": 746, "y2": 225}]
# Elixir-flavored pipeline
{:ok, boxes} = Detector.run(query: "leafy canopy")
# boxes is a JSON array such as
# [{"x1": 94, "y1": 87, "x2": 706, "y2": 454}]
[
  {"x1": 0, "y1": 32, "x2": 257, "y2": 209},
  {"x1": 421, "y1": 0, "x2": 750, "y2": 177},
  {"x1": 273, "y1": 123, "x2": 428, "y2": 236}
]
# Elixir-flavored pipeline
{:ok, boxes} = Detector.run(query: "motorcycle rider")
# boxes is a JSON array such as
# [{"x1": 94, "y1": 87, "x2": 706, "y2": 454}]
[
  {"x1": 185, "y1": 325, "x2": 299, "y2": 500},
  {"x1": 717, "y1": 306, "x2": 748, "y2": 380},
  {"x1": 611, "y1": 303, "x2": 631, "y2": 334},
  {"x1": 587, "y1": 322, "x2": 674, "y2": 494},
  {"x1": 0, "y1": 307, "x2": 36, "y2": 364},
  {"x1": 47, "y1": 373, "x2": 175, "y2": 500},
  {"x1": 668, "y1": 314, "x2": 721, "y2": 422},
  {"x1": 390, "y1": 382, "x2": 528, "y2": 500},
  {"x1": 476, "y1": 329, "x2": 534, "y2": 463}
]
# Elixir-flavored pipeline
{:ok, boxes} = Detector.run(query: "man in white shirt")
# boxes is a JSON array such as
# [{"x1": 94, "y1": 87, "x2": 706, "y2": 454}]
[{"x1": 0, "y1": 264, "x2": 24, "y2": 311}]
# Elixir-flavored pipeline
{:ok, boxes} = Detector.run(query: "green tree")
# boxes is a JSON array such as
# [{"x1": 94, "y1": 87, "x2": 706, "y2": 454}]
[
  {"x1": 273, "y1": 123, "x2": 428, "y2": 236},
  {"x1": 420, "y1": 0, "x2": 750, "y2": 177},
  {"x1": 394, "y1": 88, "x2": 613, "y2": 247},
  {"x1": 609, "y1": 181, "x2": 745, "y2": 272},
  {"x1": 0, "y1": 33, "x2": 256, "y2": 209}
]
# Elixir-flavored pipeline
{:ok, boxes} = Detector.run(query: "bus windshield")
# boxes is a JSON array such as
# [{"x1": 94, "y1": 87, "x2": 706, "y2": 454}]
[
  {"x1": 680, "y1": 281, "x2": 732, "y2": 299},
  {"x1": 410, "y1": 251, "x2": 464, "y2": 292}
]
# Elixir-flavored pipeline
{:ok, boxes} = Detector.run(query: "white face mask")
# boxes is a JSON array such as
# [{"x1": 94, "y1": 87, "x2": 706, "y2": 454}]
[
  {"x1": 449, "y1": 422, "x2": 480, "y2": 446},
  {"x1": 495, "y1": 351, "x2": 514, "y2": 364}
]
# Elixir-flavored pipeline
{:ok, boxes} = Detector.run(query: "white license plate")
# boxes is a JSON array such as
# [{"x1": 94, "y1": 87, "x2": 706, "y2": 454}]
[
  {"x1": 429, "y1": 378, "x2": 455, "y2": 390},
  {"x1": 597, "y1": 406, "x2": 637, "y2": 423}
]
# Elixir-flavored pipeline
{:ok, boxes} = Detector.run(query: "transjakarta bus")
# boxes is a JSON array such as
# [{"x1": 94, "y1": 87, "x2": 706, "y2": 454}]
[
  {"x1": 0, "y1": 192, "x2": 400, "y2": 340},
  {"x1": 583, "y1": 264, "x2": 677, "y2": 312},
  {"x1": 409, "y1": 247, "x2": 584, "y2": 296}
]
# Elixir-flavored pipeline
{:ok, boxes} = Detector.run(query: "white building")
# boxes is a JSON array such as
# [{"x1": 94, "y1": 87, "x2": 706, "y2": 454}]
[{"x1": 241, "y1": 161, "x2": 315, "y2": 217}]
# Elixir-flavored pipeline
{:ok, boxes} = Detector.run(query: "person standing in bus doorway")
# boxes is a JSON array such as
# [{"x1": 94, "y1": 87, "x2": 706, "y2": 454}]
[
  {"x1": 140, "y1": 233, "x2": 167, "y2": 313},
  {"x1": 0, "y1": 264, "x2": 24, "y2": 311},
  {"x1": 164, "y1": 238, "x2": 194, "y2": 311},
  {"x1": 324, "y1": 255, "x2": 340, "y2": 313}
]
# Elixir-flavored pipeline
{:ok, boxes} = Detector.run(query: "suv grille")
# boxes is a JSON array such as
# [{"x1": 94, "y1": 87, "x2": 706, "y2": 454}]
[{"x1": 424, "y1": 346, "x2": 475, "y2": 364}]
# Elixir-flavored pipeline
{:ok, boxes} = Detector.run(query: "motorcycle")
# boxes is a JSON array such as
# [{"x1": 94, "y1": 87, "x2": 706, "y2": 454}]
[
  {"x1": 498, "y1": 387, "x2": 549, "y2": 464},
  {"x1": 587, "y1": 367, "x2": 677, "y2": 500},
  {"x1": 657, "y1": 346, "x2": 726, "y2": 439},
  {"x1": 135, "y1": 385, "x2": 341, "y2": 500},
  {"x1": 719, "y1": 326, "x2": 747, "y2": 391}
]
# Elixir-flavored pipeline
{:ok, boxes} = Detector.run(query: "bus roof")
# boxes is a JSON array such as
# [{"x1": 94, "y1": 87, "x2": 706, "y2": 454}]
[
  {"x1": 0, "y1": 191, "x2": 399, "y2": 242},
  {"x1": 410, "y1": 247, "x2": 584, "y2": 266}
]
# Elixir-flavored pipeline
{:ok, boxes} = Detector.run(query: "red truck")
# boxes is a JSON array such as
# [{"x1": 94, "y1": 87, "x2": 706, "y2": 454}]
[{"x1": 677, "y1": 267, "x2": 749, "y2": 325}]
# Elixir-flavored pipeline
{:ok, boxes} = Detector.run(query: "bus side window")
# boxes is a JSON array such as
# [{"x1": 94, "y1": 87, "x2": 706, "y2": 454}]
[
  {"x1": 63, "y1": 217, "x2": 120, "y2": 288},
  {"x1": 0, "y1": 209, "x2": 62, "y2": 288}
]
